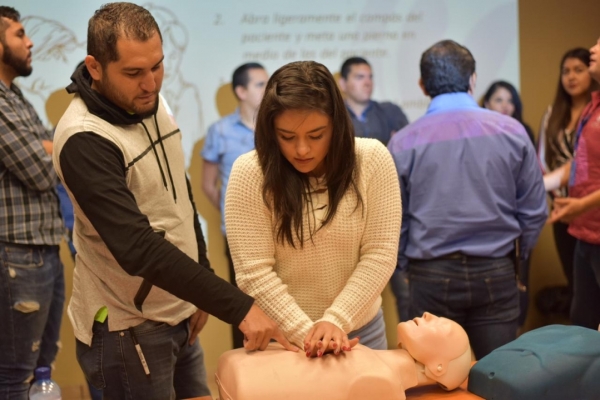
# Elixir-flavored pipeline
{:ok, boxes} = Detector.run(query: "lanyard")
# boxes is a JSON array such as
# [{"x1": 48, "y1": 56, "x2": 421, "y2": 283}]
[{"x1": 569, "y1": 111, "x2": 593, "y2": 186}]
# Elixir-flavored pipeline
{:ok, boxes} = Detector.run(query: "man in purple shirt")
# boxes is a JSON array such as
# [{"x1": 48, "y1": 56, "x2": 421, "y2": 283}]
[{"x1": 388, "y1": 40, "x2": 547, "y2": 359}]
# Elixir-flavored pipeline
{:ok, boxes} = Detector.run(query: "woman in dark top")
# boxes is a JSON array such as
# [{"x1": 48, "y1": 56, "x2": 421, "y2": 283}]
[{"x1": 482, "y1": 80, "x2": 535, "y2": 144}]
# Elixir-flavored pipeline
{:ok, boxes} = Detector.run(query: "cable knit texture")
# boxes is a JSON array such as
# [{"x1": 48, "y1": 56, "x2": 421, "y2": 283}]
[{"x1": 225, "y1": 138, "x2": 402, "y2": 347}]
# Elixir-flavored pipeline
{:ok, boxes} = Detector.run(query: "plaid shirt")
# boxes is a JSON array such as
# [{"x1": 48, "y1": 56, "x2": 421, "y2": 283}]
[{"x1": 0, "y1": 81, "x2": 63, "y2": 245}]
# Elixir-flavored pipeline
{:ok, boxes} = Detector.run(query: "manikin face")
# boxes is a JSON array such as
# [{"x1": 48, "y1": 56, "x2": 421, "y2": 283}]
[
  {"x1": 89, "y1": 32, "x2": 164, "y2": 118},
  {"x1": 275, "y1": 109, "x2": 332, "y2": 177},
  {"x1": 341, "y1": 63, "x2": 373, "y2": 104},
  {"x1": 237, "y1": 68, "x2": 268, "y2": 112},
  {"x1": 0, "y1": 18, "x2": 33, "y2": 78},
  {"x1": 561, "y1": 57, "x2": 592, "y2": 98},
  {"x1": 589, "y1": 37, "x2": 600, "y2": 82},
  {"x1": 484, "y1": 86, "x2": 515, "y2": 117},
  {"x1": 397, "y1": 312, "x2": 469, "y2": 375}
]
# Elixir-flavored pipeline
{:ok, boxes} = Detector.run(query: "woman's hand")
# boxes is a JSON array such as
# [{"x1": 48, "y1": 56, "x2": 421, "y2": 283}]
[
  {"x1": 303, "y1": 321, "x2": 357, "y2": 357},
  {"x1": 550, "y1": 197, "x2": 586, "y2": 223}
]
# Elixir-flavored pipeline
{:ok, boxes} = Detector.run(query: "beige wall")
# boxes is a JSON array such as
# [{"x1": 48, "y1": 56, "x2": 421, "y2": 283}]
[
  {"x1": 51, "y1": 0, "x2": 599, "y2": 396},
  {"x1": 519, "y1": 0, "x2": 598, "y2": 331}
]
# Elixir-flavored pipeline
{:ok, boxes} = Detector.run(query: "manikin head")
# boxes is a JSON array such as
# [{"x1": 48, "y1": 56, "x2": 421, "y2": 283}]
[{"x1": 397, "y1": 312, "x2": 472, "y2": 390}]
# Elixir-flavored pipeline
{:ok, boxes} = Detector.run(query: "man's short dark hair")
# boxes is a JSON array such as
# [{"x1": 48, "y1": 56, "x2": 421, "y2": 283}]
[
  {"x1": 87, "y1": 2, "x2": 162, "y2": 66},
  {"x1": 231, "y1": 62, "x2": 265, "y2": 96},
  {"x1": 340, "y1": 57, "x2": 370, "y2": 80},
  {"x1": 420, "y1": 40, "x2": 475, "y2": 98},
  {"x1": 0, "y1": 6, "x2": 20, "y2": 42}
]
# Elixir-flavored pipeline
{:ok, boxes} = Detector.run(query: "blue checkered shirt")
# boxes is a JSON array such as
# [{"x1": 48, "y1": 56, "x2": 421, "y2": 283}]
[{"x1": 0, "y1": 81, "x2": 63, "y2": 245}]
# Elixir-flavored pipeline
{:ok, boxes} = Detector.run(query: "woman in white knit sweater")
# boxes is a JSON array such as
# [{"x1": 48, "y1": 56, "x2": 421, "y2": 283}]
[{"x1": 225, "y1": 61, "x2": 402, "y2": 358}]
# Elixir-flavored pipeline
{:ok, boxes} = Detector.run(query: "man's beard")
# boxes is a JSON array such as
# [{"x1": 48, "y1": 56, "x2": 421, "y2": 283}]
[
  {"x1": 2, "y1": 43, "x2": 32, "y2": 77},
  {"x1": 100, "y1": 75, "x2": 159, "y2": 118}
]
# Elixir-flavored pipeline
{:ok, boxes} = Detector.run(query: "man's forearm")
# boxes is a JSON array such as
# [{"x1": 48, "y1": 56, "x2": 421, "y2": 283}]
[
  {"x1": 203, "y1": 185, "x2": 220, "y2": 210},
  {"x1": 201, "y1": 161, "x2": 221, "y2": 210}
]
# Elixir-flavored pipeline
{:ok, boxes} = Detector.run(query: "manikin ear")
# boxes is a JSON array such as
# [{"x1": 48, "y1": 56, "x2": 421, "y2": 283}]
[
  {"x1": 424, "y1": 345, "x2": 472, "y2": 391},
  {"x1": 418, "y1": 78, "x2": 429, "y2": 97},
  {"x1": 468, "y1": 72, "x2": 477, "y2": 95},
  {"x1": 85, "y1": 55, "x2": 103, "y2": 81}
]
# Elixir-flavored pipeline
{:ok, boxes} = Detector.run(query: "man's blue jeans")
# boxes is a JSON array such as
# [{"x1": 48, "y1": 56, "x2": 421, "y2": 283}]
[
  {"x1": 390, "y1": 268, "x2": 410, "y2": 322},
  {"x1": 408, "y1": 255, "x2": 519, "y2": 360},
  {"x1": 0, "y1": 243, "x2": 64, "y2": 400},
  {"x1": 76, "y1": 318, "x2": 210, "y2": 399},
  {"x1": 571, "y1": 239, "x2": 600, "y2": 330}
]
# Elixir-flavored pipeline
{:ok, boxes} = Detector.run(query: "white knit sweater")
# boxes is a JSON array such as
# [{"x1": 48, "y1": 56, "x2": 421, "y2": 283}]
[{"x1": 225, "y1": 138, "x2": 402, "y2": 347}]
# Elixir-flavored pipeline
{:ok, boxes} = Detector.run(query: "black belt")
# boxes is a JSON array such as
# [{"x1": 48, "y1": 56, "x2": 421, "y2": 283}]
[{"x1": 435, "y1": 252, "x2": 510, "y2": 261}]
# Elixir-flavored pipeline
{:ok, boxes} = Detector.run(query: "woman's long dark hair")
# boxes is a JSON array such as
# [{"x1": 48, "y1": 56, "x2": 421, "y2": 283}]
[
  {"x1": 482, "y1": 80, "x2": 525, "y2": 123},
  {"x1": 545, "y1": 48, "x2": 599, "y2": 167},
  {"x1": 254, "y1": 61, "x2": 362, "y2": 248}
]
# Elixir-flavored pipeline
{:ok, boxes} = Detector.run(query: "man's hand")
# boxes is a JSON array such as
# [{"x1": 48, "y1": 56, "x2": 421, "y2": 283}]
[
  {"x1": 238, "y1": 304, "x2": 299, "y2": 352},
  {"x1": 550, "y1": 197, "x2": 585, "y2": 223},
  {"x1": 42, "y1": 140, "x2": 53, "y2": 155},
  {"x1": 188, "y1": 309, "x2": 209, "y2": 345}
]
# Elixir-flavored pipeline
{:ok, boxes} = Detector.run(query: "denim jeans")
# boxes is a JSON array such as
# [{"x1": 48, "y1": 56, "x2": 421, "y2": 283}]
[
  {"x1": 348, "y1": 308, "x2": 387, "y2": 350},
  {"x1": 0, "y1": 243, "x2": 64, "y2": 400},
  {"x1": 76, "y1": 317, "x2": 210, "y2": 400},
  {"x1": 408, "y1": 256, "x2": 518, "y2": 360},
  {"x1": 389, "y1": 268, "x2": 410, "y2": 322},
  {"x1": 571, "y1": 240, "x2": 600, "y2": 330}
]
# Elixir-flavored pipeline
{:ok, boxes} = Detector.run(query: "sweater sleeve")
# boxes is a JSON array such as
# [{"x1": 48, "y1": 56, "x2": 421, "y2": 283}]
[
  {"x1": 224, "y1": 152, "x2": 314, "y2": 347},
  {"x1": 59, "y1": 132, "x2": 253, "y2": 327},
  {"x1": 317, "y1": 141, "x2": 402, "y2": 332}
]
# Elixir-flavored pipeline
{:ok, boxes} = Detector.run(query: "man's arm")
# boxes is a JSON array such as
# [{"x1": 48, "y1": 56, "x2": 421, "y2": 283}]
[
  {"x1": 398, "y1": 173, "x2": 410, "y2": 270},
  {"x1": 389, "y1": 146, "x2": 411, "y2": 270},
  {"x1": 59, "y1": 132, "x2": 252, "y2": 326},
  {"x1": 201, "y1": 160, "x2": 220, "y2": 210},
  {"x1": 0, "y1": 97, "x2": 56, "y2": 191},
  {"x1": 381, "y1": 102, "x2": 409, "y2": 134},
  {"x1": 515, "y1": 141, "x2": 548, "y2": 254}
]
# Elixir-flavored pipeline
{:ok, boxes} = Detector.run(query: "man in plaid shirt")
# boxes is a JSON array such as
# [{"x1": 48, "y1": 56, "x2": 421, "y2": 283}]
[{"x1": 0, "y1": 6, "x2": 65, "y2": 399}]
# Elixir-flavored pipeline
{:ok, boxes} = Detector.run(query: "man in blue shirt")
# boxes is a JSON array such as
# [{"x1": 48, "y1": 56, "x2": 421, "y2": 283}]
[
  {"x1": 339, "y1": 56, "x2": 410, "y2": 322},
  {"x1": 201, "y1": 62, "x2": 268, "y2": 348},
  {"x1": 388, "y1": 40, "x2": 547, "y2": 359}
]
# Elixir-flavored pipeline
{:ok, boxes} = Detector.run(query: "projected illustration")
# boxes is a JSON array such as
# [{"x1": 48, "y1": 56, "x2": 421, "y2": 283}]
[{"x1": 18, "y1": 4, "x2": 204, "y2": 165}]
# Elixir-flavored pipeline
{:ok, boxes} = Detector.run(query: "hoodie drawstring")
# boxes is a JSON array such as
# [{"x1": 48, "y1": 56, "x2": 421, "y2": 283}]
[
  {"x1": 141, "y1": 117, "x2": 177, "y2": 203},
  {"x1": 154, "y1": 114, "x2": 177, "y2": 202}
]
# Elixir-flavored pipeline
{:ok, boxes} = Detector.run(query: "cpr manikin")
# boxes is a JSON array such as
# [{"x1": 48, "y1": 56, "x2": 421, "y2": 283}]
[{"x1": 215, "y1": 313, "x2": 472, "y2": 400}]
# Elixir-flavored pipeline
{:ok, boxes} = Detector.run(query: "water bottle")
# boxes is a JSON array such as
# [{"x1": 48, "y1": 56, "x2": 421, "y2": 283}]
[{"x1": 29, "y1": 367, "x2": 62, "y2": 400}]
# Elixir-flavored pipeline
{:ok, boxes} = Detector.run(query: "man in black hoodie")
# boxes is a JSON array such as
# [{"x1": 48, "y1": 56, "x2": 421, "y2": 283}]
[{"x1": 52, "y1": 3, "x2": 296, "y2": 399}]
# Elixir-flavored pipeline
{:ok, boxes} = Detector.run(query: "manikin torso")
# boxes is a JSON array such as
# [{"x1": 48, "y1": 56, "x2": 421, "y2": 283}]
[
  {"x1": 216, "y1": 313, "x2": 471, "y2": 400},
  {"x1": 216, "y1": 344, "x2": 432, "y2": 400}
]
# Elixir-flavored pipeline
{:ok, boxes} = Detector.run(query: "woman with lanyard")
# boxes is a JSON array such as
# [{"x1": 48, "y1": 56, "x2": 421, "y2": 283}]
[
  {"x1": 549, "y1": 37, "x2": 600, "y2": 331},
  {"x1": 538, "y1": 48, "x2": 598, "y2": 318}
]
